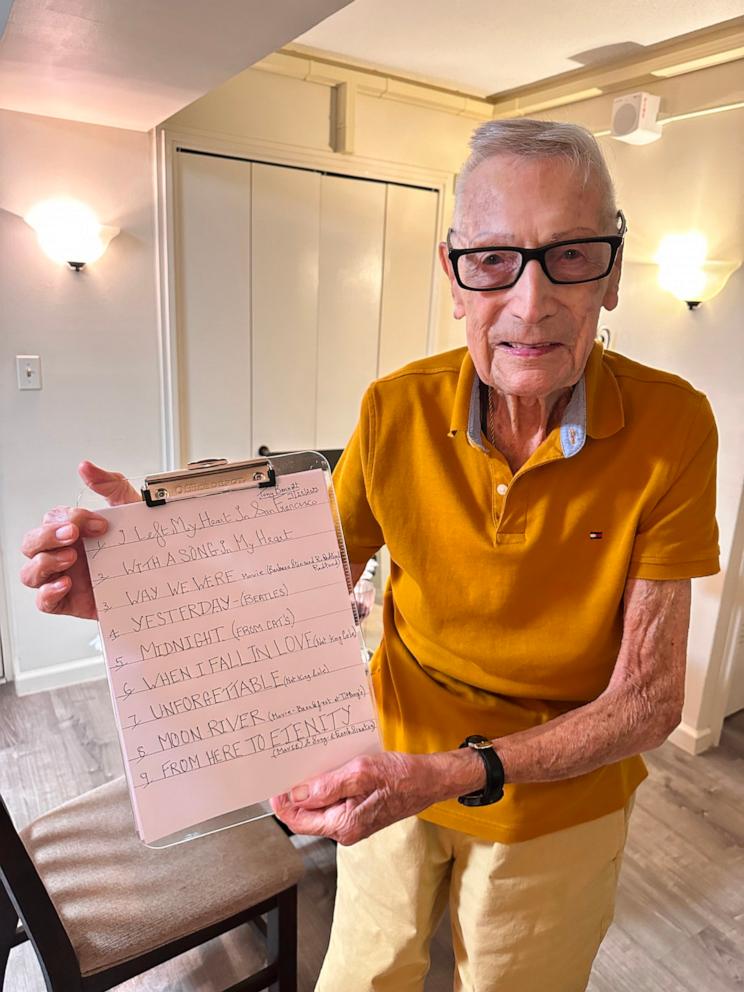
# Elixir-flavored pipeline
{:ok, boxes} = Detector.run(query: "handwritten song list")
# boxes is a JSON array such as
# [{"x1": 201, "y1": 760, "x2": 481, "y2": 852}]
[{"x1": 84, "y1": 469, "x2": 380, "y2": 844}]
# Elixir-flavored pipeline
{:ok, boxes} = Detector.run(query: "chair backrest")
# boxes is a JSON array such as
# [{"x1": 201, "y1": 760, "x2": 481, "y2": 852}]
[
  {"x1": 256, "y1": 446, "x2": 344, "y2": 472},
  {"x1": 0, "y1": 794, "x2": 81, "y2": 988}
]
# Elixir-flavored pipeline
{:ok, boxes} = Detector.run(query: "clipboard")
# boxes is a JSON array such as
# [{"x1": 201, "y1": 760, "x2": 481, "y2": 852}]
[{"x1": 79, "y1": 452, "x2": 381, "y2": 848}]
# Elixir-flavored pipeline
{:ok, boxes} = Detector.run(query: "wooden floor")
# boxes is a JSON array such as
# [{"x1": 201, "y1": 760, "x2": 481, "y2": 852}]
[{"x1": 1, "y1": 676, "x2": 743, "y2": 992}]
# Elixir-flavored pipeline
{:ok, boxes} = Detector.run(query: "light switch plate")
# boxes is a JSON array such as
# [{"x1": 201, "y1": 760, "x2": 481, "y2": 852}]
[{"x1": 17, "y1": 355, "x2": 42, "y2": 390}]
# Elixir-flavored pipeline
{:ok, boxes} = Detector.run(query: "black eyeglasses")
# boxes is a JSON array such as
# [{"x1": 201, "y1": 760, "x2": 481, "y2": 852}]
[{"x1": 447, "y1": 212, "x2": 627, "y2": 291}]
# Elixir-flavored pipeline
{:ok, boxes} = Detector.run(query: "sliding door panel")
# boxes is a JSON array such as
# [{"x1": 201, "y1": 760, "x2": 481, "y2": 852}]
[
  {"x1": 378, "y1": 185, "x2": 439, "y2": 376},
  {"x1": 316, "y1": 175, "x2": 385, "y2": 449},
  {"x1": 251, "y1": 163, "x2": 321, "y2": 453},
  {"x1": 176, "y1": 152, "x2": 253, "y2": 464}
]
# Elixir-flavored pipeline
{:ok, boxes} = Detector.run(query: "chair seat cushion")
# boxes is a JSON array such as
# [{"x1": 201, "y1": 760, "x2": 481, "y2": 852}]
[{"x1": 20, "y1": 777, "x2": 304, "y2": 977}]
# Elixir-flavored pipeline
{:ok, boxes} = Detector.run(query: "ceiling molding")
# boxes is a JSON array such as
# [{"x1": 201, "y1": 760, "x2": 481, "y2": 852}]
[
  {"x1": 282, "y1": 42, "x2": 487, "y2": 101},
  {"x1": 488, "y1": 15, "x2": 744, "y2": 117},
  {"x1": 252, "y1": 48, "x2": 493, "y2": 119}
]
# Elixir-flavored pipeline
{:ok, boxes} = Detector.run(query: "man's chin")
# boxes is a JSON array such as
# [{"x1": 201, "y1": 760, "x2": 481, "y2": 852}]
[{"x1": 488, "y1": 362, "x2": 572, "y2": 400}]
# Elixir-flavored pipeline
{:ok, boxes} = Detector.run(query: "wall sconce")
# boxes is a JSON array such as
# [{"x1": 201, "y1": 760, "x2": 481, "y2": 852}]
[
  {"x1": 656, "y1": 231, "x2": 740, "y2": 309},
  {"x1": 24, "y1": 198, "x2": 120, "y2": 271}
]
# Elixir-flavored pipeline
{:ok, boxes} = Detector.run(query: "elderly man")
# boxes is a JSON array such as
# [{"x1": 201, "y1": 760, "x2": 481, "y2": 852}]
[{"x1": 22, "y1": 119, "x2": 718, "y2": 991}]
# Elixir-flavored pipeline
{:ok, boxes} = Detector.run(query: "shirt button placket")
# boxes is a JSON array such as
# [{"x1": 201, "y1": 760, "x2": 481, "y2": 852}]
[{"x1": 493, "y1": 477, "x2": 509, "y2": 531}]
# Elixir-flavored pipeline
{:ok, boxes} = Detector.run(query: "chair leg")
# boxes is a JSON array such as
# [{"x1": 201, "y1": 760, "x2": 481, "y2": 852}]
[
  {"x1": 267, "y1": 887, "x2": 297, "y2": 992},
  {"x1": 0, "y1": 885, "x2": 19, "y2": 990}
]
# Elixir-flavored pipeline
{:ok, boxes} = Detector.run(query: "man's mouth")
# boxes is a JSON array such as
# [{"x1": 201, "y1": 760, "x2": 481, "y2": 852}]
[{"x1": 497, "y1": 341, "x2": 561, "y2": 356}]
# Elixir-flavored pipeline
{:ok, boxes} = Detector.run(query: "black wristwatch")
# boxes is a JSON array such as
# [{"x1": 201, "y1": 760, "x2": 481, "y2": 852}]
[{"x1": 457, "y1": 735, "x2": 505, "y2": 807}]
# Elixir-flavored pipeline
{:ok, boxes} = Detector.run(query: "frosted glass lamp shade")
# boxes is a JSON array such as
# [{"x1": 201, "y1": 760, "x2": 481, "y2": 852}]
[
  {"x1": 25, "y1": 199, "x2": 120, "y2": 269},
  {"x1": 656, "y1": 232, "x2": 740, "y2": 307}
]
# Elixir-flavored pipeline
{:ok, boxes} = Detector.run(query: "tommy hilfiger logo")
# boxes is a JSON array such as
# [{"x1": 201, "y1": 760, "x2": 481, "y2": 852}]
[{"x1": 589, "y1": 531, "x2": 604, "y2": 540}]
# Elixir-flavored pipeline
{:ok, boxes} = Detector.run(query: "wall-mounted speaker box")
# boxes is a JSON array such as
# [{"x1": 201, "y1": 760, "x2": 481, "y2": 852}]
[{"x1": 611, "y1": 92, "x2": 662, "y2": 145}]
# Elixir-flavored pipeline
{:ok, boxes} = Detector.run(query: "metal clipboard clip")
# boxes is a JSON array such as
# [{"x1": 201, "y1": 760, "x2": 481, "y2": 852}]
[{"x1": 141, "y1": 457, "x2": 277, "y2": 507}]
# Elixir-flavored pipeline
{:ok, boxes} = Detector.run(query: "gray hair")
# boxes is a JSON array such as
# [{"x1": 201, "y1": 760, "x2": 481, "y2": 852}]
[{"x1": 454, "y1": 118, "x2": 618, "y2": 231}]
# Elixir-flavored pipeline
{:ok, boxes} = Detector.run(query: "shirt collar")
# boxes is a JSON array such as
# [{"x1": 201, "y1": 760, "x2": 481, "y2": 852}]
[{"x1": 448, "y1": 341, "x2": 624, "y2": 457}]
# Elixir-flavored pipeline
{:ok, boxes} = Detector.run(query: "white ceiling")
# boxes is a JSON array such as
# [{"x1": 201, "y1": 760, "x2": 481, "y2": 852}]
[
  {"x1": 0, "y1": 0, "x2": 352, "y2": 131},
  {"x1": 295, "y1": 0, "x2": 744, "y2": 96}
]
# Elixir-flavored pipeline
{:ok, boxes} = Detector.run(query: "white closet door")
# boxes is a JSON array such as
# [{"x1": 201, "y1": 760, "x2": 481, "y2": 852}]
[
  {"x1": 176, "y1": 152, "x2": 252, "y2": 464},
  {"x1": 251, "y1": 163, "x2": 321, "y2": 453},
  {"x1": 378, "y1": 184, "x2": 439, "y2": 376},
  {"x1": 316, "y1": 175, "x2": 385, "y2": 449}
]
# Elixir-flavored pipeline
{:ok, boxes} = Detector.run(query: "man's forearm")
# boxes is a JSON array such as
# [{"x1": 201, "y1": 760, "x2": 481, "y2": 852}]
[
  {"x1": 493, "y1": 683, "x2": 678, "y2": 783},
  {"x1": 442, "y1": 682, "x2": 679, "y2": 798},
  {"x1": 445, "y1": 578, "x2": 689, "y2": 794}
]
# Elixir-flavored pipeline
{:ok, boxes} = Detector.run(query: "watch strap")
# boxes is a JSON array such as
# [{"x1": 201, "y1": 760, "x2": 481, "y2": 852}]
[{"x1": 457, "y1": 735, "x2": 505, "y2": 807}]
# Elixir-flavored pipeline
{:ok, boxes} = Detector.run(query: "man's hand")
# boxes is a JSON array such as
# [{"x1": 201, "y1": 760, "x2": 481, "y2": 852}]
[
  {"x1": 20, "y1": 461, "x2": 140, "y2": 620},
  {"x1": 271, "y1": 748, "x2": 483, "y2": 846}
]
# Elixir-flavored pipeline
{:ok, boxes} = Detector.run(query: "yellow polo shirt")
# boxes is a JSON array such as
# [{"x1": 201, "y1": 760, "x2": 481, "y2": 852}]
[{"x1": 333, "y1": 342, "x2": 719, "y2": 843}]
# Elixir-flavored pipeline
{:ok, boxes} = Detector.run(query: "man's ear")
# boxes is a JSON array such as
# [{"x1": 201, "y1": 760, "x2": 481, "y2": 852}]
[
  {"x1": 438, "y1": 241, "x2": 466, "y2": 319},
  {"x1": 602, "y1": 243, "x2": 623, "y2": 312}
]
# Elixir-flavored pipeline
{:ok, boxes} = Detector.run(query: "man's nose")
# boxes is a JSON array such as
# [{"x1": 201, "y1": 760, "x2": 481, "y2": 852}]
[{"x1": 508, "y1": 258, "x2": 556, "y2": 323}]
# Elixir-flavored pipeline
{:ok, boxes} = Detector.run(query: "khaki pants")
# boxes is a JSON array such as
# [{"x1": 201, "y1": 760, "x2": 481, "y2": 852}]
[{"x1": 317, "y1": 800, "x2": 633, "y2": 992}]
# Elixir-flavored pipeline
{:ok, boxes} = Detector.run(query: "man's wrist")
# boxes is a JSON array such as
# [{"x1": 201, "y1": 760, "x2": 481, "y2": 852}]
[{"x1": 431, "y1": 748, "x2": 487, "y2": 801}]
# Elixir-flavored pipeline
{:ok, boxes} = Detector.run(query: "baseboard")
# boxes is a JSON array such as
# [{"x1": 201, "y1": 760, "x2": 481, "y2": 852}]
[
  {"x1": 13, "y1": 655, "x2": 106, "y2": 696},
  {"x1": 667, "y1": 721, "x2": 714, "y2": 755}
]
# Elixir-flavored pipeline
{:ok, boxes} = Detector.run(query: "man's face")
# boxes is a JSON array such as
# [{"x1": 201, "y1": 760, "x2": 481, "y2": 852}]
[{"x1": 439, "y1": 154, "x2": 622, "y2": 399}]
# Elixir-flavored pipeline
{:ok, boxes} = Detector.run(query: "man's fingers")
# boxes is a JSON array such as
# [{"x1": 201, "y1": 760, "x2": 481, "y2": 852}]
[
  {"x1": 42, "y1": 505, "x2": 76, "y2": 526},
  {"x1": 78, "y1": 460, "x2": 140, "y2": 506},
  {"x1": 280, "y1": 806, "x2": 338, "y2": 836},
  {"x1": 20, "y1": 548, "x2": 77, "y2": 589},
  {"x1": 35, "y1": 576, "x2": 72, "y2": 614},
  {"x1": 271, "y1": 794, "x2": 360, "y2": 840},
  {"x1": 21, "y1": 510, "x2": 108, "y2": 560},
  {"x1": 288, "y1": 761, "x2": 369, "y2": 809}
]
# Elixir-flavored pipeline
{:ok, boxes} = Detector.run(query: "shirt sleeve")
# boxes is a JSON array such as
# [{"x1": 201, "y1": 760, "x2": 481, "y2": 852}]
[
  {"x1": 627, "y1": 393, "x2": 720, "y2": 580},
  {"x1": 332, "y1": 386, "x2": 384, "y2": 564}
]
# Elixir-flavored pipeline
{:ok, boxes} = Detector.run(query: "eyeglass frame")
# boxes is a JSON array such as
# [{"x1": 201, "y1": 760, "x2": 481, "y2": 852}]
[{"x1": 446, "y1": 211, "x2": 627, "y2": 292}]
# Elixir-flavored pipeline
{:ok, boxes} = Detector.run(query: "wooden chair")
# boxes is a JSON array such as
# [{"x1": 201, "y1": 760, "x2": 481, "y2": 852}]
[{"x1": 0, "y1": 777, "x2": 304, "y2": 992}]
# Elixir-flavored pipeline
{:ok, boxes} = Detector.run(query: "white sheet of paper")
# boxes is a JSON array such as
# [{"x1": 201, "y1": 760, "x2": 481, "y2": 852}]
[{"x1": 83, "y1": 469, "x2": 380, "y2": 844}]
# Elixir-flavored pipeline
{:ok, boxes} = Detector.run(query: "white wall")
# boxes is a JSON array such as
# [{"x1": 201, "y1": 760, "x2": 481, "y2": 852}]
[{"x1": 0, "y1": 110, "x2": 162, "y2": 688}]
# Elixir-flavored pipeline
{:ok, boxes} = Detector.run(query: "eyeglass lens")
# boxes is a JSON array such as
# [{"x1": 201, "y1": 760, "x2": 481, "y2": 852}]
[{"x1": 457, "y1": 241, "x2": 613, "y2": 289}]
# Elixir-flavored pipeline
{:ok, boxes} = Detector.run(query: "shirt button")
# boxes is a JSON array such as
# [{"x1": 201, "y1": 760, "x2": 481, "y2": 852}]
[{"x1": 496, "y1": 483, "x2": 508, "y2": 496}]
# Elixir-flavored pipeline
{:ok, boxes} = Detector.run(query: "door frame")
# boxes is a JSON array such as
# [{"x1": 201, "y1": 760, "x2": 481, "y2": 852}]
[
  {"x1": 154, "y1": 124, "x2": 453, "y2": 471},
  {"x1": 708, "y1": 481, "x2": 744, "y2": 743}
]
